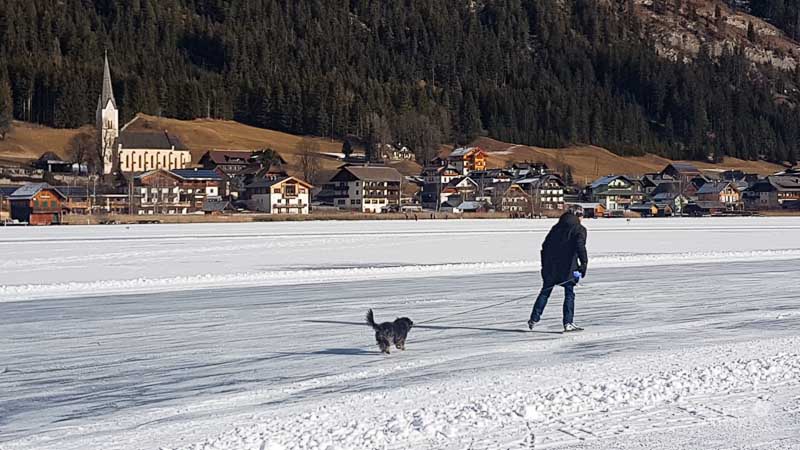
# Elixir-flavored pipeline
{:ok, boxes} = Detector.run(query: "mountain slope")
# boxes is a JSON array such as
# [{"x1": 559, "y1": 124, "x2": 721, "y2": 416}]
[
  {"x1": 639, "y1": 0, "x2": 800, "y2": 70},
  {"x1": 1, "y1": 0, "x2": 798, "y2": 165}
]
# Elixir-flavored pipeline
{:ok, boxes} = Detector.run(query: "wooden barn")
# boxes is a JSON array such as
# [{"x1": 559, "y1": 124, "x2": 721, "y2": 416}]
[{"x1": 9, "y1": 183, "x2": 66, "y2": 225}]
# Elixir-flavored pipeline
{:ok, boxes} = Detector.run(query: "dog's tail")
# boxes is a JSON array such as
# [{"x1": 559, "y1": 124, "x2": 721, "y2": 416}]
[{"x1": 366, "y1": 309, "x2": 378, "y2": 330}]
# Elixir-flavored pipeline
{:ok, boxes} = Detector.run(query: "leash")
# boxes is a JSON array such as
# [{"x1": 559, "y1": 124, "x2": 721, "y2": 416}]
[{"x1": 419, "y1": 277, "x2": 579, "y2": 325}]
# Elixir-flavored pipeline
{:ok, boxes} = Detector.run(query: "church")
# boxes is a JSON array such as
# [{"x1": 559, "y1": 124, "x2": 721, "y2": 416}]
[{"x1": 97, "y1": 53, "x2": 191, "y2": 175}]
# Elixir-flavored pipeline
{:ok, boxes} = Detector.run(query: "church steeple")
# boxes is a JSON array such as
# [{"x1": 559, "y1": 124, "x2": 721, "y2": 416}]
[
  {"x1": 96, "y1": 51, "x2": 119, "y2": 175},
  {"x1": 98, "y1": 50, "x2": 117, "y2": 110}
]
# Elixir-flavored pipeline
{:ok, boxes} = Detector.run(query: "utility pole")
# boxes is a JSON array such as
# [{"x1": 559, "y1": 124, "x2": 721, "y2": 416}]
[
  {"x1": 436, "y1": 171, "x2": 441, "y2": 214},
  {"x1": 529, "y1": 182, "x2": 534, "y2": 219}
]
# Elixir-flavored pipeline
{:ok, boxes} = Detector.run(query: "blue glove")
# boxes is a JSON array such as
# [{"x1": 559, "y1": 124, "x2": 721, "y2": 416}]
[{"x1": 573, "y1": 271, "x2": 582, "y2": 282}]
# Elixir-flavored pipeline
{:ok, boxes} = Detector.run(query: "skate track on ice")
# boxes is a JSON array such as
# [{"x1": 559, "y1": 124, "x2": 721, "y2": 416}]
[{"x1": 0, "y1": 218, "x2": 799, "y2": 449}]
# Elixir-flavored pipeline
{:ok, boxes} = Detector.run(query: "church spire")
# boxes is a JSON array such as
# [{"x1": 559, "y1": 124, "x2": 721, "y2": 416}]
[{"x1": 99, "y1": 50, "x2": 116, "y2": 109}]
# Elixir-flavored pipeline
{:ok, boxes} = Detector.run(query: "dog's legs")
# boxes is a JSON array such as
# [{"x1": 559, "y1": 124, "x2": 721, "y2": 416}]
[
  {"x1": 377, "y1": 334, "x2": 391, "y2": 354},
  {"x1": 395, "y1": 338, "x2": 405, "y2": 351}
]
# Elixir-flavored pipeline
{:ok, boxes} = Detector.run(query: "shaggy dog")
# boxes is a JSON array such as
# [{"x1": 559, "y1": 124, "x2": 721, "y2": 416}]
[{"x1": 366, "y1": 309, "x2": 414, "y2": 354}]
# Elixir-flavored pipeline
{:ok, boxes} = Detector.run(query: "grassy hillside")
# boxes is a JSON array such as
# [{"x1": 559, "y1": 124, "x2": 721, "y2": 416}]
[
  {"x1": 0, "y1": 115, "x2": 423, "y2": 179},
  {"x1": 471, "y1": 137, "x2": 783, "y2": 185},
  {"x1": 0, "y1": 121, "x2": 89, "y2": 162},
  {"x1": 0, "y1": 117, "x2": 781, "y2": 185}
]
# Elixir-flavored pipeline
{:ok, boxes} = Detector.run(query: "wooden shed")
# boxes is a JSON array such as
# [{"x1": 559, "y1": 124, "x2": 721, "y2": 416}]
[{"x1": 9, "y1": 183, "x2": 66, "y2": 225}]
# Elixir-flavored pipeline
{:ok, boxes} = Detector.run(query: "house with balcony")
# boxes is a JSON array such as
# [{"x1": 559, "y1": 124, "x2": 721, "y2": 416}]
[
  {"x1": 586, "y1": 175, "x2": 642, "y2": 211},
  {"x1": 696, "y1": 181, "x2": 742, "y2": 210},
  {"x1": 322, "y1": 165, "x2": 403, "y2": 213},
  {"x1": 245, "y1": 176, "x2": 312, "y2": 214},
  {"x1": 447, "y1": 147, "x2": 487, "y2": 175},
  {"x1": 420, "y1": 164, "x2": 465, "y2": 210},
  {"x1": 513, "y1": 175, "x2": 566, "y2": 212},
  {"x1": 659, "y1": 162, "x2": 702, "y2": 182},
  {"x1": 743, "y1": 176, "x2": 800, "y2": 210},
  {"x1": 439, "y1": 176, "x2": 480, "y2": 205},
  {"x1": 132, "y1": 169, "x2": 222, "y2": 214}
]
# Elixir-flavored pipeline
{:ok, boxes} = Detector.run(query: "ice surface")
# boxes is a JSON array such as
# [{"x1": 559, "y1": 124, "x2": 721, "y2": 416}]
[{"x1": 1, "y1": 218, "x2": 799, "y2": 449}]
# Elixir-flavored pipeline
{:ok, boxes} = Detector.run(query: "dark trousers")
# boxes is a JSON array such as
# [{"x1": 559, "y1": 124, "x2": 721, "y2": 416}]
[{"x1": 529, "y1": 282, "x2": 575, "y2": 325}]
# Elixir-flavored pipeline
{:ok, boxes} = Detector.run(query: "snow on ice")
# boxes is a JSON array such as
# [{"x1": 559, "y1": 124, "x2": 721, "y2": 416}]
[{"x1": 1, "y1": 218, "x2": 799, "y2": 449}]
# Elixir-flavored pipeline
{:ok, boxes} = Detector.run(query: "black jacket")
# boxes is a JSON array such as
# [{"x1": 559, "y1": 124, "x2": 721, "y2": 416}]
[{"x1": 540, "y1": 212, "x2": 588, "y2": 286}]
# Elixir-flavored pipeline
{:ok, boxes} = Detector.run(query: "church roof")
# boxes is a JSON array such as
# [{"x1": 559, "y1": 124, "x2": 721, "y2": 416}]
[
  {"x1": 97, "y1": 52, "x2": 117, "y2": 110},
  {"x1": 118, "y1": 131, "x2": 188, "y2": 150}
]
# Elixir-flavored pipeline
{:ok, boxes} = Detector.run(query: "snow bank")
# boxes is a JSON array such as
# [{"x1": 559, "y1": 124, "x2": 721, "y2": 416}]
[{"x1": 168, "y1": 340, "x2": 800, "y2": 450}]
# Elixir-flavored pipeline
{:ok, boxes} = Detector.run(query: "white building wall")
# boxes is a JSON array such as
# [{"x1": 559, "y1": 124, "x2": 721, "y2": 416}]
[{"x1": 119, "y1": 149, "x2": 191, "y2": 172}]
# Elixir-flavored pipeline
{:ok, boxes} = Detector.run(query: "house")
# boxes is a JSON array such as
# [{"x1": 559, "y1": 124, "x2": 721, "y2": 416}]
[
  {"x1": 659, "y1": 162, "x2": 702, "y2": 182},
  {"x1": 500, "y1": 184, "x2": 529, "y2": 214},
  {"x1": 456, "y1": 201, "x2": 488, "y2": 214},
  {"x1": 651, "y1": 191, "x2": 689, "y2": 215},
  {"x1": 200, "y1": 150, "x2": 288, "y2": 199},
  {"x1": 200, "y1": 150, "x2": 253, "y2": 199},
  {"x1": 447, "y1": 147, "x2": 487, "y2": 175},
  {"x1": 650, "y1": 180, "x2": 699, "y2": 202},
  {"x1": 199, "y1": 150, "x2": 256, "y2": 175},
  {"x1": 586, "y1": 175, "x2": 641, "y2": 211},
  {"x1": 639, "y1": 174, "x2": 672, "y2": 194},
  {"x1": 569, "y1": 202, "x2": 606, "y2": 219},
  {"x1": 513, "y1": 175, "x2": 566, "y2": 211},
  {"x1": 511, "y1": 162, "x2": 549, "y2": 179},
  {"x1": 56, "y1": 186, "x2": 93, "y2": 215},
  {"x1": 322, "y1": 165, "x2": 403, "y2": 213},
  {"x1": 629, "y1": 203, "x2": 658, "y2": 217},
  {"x1": 378, "y1": 143, "x2": 415, "y2": 161},
  {"x1": 439, "y1": 198, "x2": 488, "y2": 214},
  {"x1": 440, "y1": 176, "x2": 480, "y2": 204},
  {"x1": 132, "y1": 169, "x2": 222, "y2": 214},
  {"x1": 0, "y1": 185, "x2": 21, "y2": 219},
  {"x1": 630, "y1": 202, "x2": 673, "y2": 217},
  {"x1": 33, "y1": 152, "x2": 73, "y2": 173},
  {"x1": 469, "y1": 169, "x2": 513, "y2": 204},
  {"x1": 244, "y1": 176, "x2": 312, "y2": 214},
  {"x1": 696, "y1": 181, "x2": 742, "y2": 210},
  {"x1": 420, "y1": 165, "x2": 463, "y2": 210},
  {"x1": 439, "y1": 197, "x2": 463, "y2": 213},
  {"x1": 685, "y1": 201, "x2": 727, "y2": 216},
  {"x1": 8, "y1": 183, "x2": 66, "y2": 225},
  {"x1": 202, "y1": 198, "x2": 235, "y2": 215},
  {"x1": 421, "y1": 165, "x2": 461, "y2": 186},
  {"x1": 743, "y1": 176, "x2": 800, "y2": 210},
  {"x1": 97, "y1": 54, "x2": 191, "y2": 174}
]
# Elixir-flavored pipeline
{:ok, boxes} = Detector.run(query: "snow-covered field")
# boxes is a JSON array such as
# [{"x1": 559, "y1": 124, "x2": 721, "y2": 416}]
[{"x1": 1, "y1": 218, "x2": 799, "y2": 449}]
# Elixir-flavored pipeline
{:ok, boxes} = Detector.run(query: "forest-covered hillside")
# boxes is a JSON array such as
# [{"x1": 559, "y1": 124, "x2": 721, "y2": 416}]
[{"x1": 0, "y1": 0, "x2": 798, "y2": 163}]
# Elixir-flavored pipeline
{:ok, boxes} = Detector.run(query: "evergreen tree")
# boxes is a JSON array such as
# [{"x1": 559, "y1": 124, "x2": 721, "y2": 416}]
[
  {"x1": 0, "y1": 0, "x2": 798, "y2": 164},
  {"x1": 0, "y1": 71, "x2": 12, "y2": 140}
]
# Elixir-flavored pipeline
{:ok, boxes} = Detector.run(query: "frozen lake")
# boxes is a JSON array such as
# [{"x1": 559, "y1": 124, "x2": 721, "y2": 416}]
[{"x1": 1, "y1": 218, "x2": 799, "y2": 449}]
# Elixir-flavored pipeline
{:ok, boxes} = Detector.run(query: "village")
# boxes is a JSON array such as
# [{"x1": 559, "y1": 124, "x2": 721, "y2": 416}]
[{"x1": 2, "y1": 56, "x2": 800, "y2": 225}]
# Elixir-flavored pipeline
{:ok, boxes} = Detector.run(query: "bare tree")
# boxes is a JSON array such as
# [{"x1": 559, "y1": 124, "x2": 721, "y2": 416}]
[
  {"x1": 296, "y1": 138, "x2": 321, "y2": 184},
  {"x1": 366, "y1": 113, "x2": 392, "y2": 162},
  {"x1": 67, "y1": 130, "x2": 100, "y2": 174}
]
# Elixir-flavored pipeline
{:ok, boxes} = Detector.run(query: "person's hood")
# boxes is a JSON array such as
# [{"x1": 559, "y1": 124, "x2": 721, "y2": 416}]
[{"x1": 557, "y1": 212, "x2": 580, "y2": 228}]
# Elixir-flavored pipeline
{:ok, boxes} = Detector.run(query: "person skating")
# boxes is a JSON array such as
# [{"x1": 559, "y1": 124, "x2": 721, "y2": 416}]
[{"x1": 528, "y1": 205, "x2": 588, "y2": 332}]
